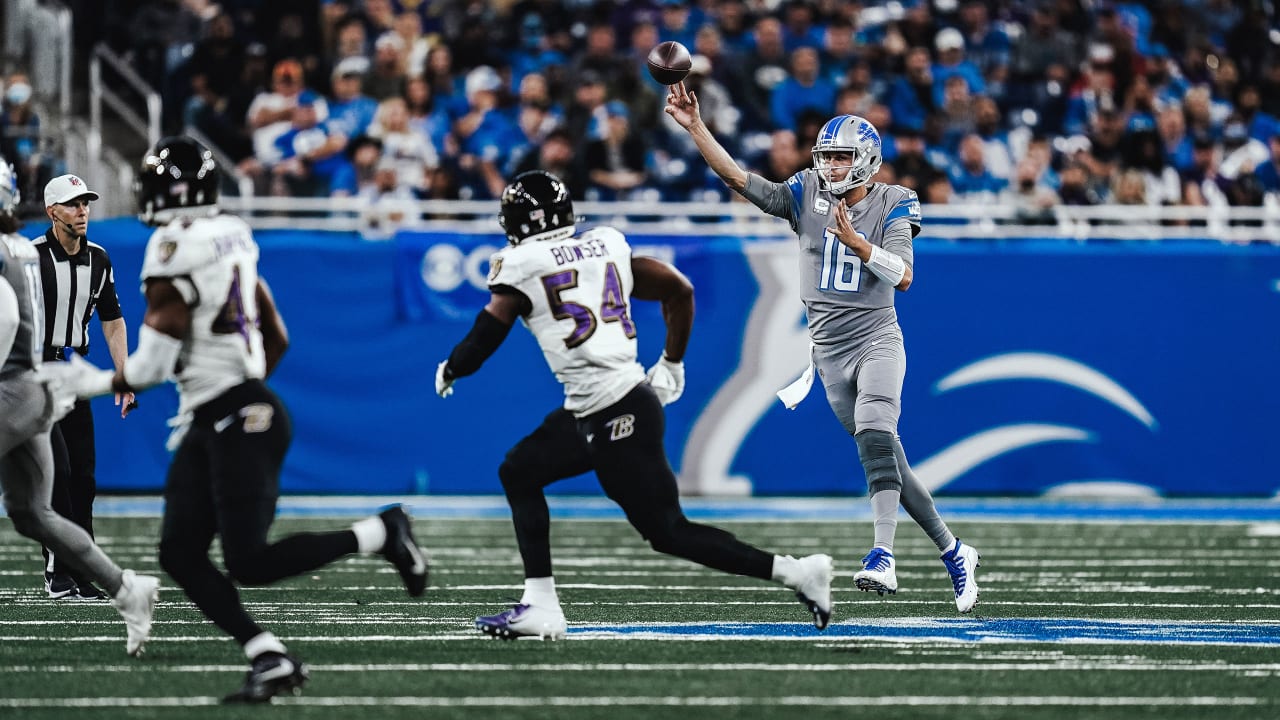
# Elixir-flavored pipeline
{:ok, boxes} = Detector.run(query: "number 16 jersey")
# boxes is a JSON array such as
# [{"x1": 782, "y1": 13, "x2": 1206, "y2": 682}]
[
  {"x1": 487, "y1": 226, "x2": 645, "y2": 417},
  {"x1": 140, "y1": 213, "x2": 267, "y2": 415}
]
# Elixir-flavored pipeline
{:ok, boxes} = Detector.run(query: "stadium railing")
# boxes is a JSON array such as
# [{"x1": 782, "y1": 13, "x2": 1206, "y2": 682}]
[{"x1": 217, "y1": 195, "x2": 1280, "y2": 244}]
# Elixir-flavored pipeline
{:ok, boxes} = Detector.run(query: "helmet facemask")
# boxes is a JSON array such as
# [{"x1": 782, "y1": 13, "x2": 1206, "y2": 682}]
[{"x1": 811, "y1": 115, "x2": 884, "y2": 195}]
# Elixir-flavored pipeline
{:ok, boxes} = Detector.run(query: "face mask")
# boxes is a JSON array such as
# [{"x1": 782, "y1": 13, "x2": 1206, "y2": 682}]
[{"x1": 6, "y1": 83, "x2": 31, "y2": 105}]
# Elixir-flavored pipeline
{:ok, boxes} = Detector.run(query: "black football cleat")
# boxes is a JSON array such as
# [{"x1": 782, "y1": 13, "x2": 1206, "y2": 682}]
[
  {"x1": 222, "y1": 652, "x2": 309, "y2": 704},
  {"x1": 73, "y1": 580, "x2": 109, "y2": 601},
  {"x1": 379, "y1": 505, "x2": 428, "y2": 597},
  {"x1": 45, "y1": 571, "x2": 77, "y2": 599}
]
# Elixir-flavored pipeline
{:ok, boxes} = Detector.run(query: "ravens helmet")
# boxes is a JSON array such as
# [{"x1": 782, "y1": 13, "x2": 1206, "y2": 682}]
[
  {"x1": 498, "y1": 170, "x2": 575, "y2": 245},
  {"x1": 0, "y1": 155, "x2": 18, "y2": 215},
  {"x1": 811, "y1": 115, "x2": 883, "y2": 195},
  {"x1": 135, "y1": 136, "x2": 220, "y2": 226}
]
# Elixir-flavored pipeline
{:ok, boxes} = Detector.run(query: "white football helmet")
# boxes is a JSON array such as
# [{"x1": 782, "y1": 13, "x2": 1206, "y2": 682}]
[
  {"x1": 0, "y1": 156, "x2": 19, "y2": 214},
  {"x1": 811, "y1": 115, "x2": 883, "y2": 195}
]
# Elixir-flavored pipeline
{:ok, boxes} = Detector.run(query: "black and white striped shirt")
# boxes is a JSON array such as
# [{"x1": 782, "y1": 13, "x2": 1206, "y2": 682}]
[{"x1": 31, "y1": 228, "x2": 122, "y2": 361}]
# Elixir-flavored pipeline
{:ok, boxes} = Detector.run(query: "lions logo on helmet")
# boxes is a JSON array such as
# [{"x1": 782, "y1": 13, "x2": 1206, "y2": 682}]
[
  {"x1": 0, "y1": 156, "x2": 19, "y2": 215},
  {"x1": 135, "y1": 136, "x2": 221, "y2": 226},
  {"x1": 498, "y1": 170, "x2": 576, "y2": 246},
  {"x1": 811, "y1": 115, "x2": 884, "y2": 195}
]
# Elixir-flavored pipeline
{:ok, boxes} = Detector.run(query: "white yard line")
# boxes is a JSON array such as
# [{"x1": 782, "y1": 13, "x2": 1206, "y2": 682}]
[
  {"x1": 0, "y1": 695, "x2": 1262, "y2": 708},
  {"x1": 3, "y1": 661, "x2": 1279, "y2": 674}
]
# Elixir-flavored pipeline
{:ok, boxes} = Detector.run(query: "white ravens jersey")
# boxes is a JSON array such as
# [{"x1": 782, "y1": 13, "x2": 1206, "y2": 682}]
[
  {"x1": 139, "y1": 213, "x2": 267, "y2": 415},
  {"x1": 487, "y1": 226, "x2": 646, "y2": 417}
]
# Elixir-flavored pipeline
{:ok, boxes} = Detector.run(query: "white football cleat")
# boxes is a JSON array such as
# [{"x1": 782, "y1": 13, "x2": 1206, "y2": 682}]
[
  {"x1": 941, "y1": 539, "x2": 981, "y2": 613},
  {"x1": 475, "y1": 602, "x2": 567, "y2": 640},
  {"x1": 790, "y1": 553, "x2": 834, "y2": 630},
  {"x1": 112, "y1": 570, "x2": 160, "y2": 656},
  {"x1": 853, "y1": 547, "x2": 898, "y2": 595}
]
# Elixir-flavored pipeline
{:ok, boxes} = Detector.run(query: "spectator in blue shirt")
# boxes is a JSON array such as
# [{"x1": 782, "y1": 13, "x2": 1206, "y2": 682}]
[
  {"x1": 656, "y1": 0, "x2": 698, "y2": 50},
  {"x1": 1253, "y1": 134, "x2": 1280, "y2": 195},
  {"x1": 932, "y1": 27, "x2": 986, "y2": 107},
  {"x1": 1157, "y1": 104, "x2": 1195, "y2": 174},
  {"x1": 957, "y1": 1, "x2": 1010, "y2": 80},
  {"x1": 271, "y1": 95, "x2": 336, "y2": 196},
  {"x1": 770, "y1": 46, "x2": 837, "y2": 132},
  {"x1": 948, "y1": 133, "x2": 1009, "y2": 201},
  {"x1": 780, "y1": 0, "x2": 826, "y2": 53},
  {"x1": 886, "y1": 47, "x2": 936, "y2": 133},
  {"x1": 507, "y1": 13, "x2": 568, "y2": 92},
  {"x1": 327, "y1": 57, "x2": 378, "y2": 141},
  {"x1": 454, "y1": 66, "x2": 518, "y2": 199}
]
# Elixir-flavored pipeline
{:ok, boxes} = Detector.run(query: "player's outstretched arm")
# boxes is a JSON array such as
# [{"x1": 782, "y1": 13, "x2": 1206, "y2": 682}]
[
  {"x1": 632, "y1": 256, "x2": 692, "y2": 406},
  {"x1": 256, "y1": 277, "x2": 289, "y2": 377},
  {"x1": 435, "y1": 290, "x2": 527, "y2": 398},
  {"x1": 664, "y1": 81, "x2": 748, "y2": 192},
  {"x1": 67, "y1": 279, "x2": 189, "y2": 399},
  {"x1": 631, "y1": 256, "x2": 693, "y2": 362}
]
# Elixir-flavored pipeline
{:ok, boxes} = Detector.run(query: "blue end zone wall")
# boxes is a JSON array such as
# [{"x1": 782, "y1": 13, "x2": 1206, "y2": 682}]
[{"x1": 65, "y1": 219, "x2": 1280, "y2": 497}]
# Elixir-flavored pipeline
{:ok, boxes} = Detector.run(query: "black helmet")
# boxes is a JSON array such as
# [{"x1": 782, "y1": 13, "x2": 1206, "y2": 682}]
[
  {"x1": 498, "y1": 170, "x2": 575, "y2": 245},
  {"x1": 135, "y1": 136, "x2": 220, "y2": 226}
]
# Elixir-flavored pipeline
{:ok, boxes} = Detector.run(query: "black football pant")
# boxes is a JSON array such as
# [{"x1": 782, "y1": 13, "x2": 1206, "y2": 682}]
[
  {"x1": 157, "y1": 381, "x2": 358, "y2": 646},
  {"x1": 499, "y1": 382, "x2": 773, "y2": 581},
  {"x1": 43, "y1": 399, "x2": 96, "y2": 582}
]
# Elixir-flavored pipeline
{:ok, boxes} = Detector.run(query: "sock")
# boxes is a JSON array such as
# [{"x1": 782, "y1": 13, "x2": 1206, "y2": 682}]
[
  {"x1": 770, "y1": 555, "x2": 800, "y2": 586},
  {"x1": 871, "y1": 489, "x2": 900, "y2": 552},
  {"x1": 519, "y1": 576, "x2": 559, "y2": 608},
  {"x1": 244, "y1": 632, "x2": 287, "y2": 660},
  {"x1": 351, "y1": 516, "x2": 387, "y2": 554}
]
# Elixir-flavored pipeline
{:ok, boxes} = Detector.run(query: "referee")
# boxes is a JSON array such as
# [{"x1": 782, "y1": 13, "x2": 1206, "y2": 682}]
[{"x1": 33, "y1": 174, "x2": 136, "y2": 600}]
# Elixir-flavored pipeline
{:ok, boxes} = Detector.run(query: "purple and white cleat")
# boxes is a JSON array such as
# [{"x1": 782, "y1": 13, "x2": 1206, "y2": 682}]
[{"x1": 475, "y1": 603, "x2": 567, "y2": 640}]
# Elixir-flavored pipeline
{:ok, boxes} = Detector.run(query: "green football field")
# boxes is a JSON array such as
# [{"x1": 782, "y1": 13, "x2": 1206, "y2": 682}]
[{"x1": 1, "y1": 499, "x2": 1278, "y2": 719}]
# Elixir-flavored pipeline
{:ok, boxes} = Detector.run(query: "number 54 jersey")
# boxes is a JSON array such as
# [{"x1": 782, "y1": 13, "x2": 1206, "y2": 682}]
[
  {"x1": 140, "y1": 213, "x2": 267, "y2": 415},
  {"x1": 487, "y1": 226, "x2": 646, "y2": 417}
]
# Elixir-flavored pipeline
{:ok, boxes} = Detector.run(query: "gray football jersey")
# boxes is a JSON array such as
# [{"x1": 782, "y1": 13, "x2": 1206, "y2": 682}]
[
  {"x1": 741, "y1": 171, "x2": 921, "y2": 345},
  {"x1": 0, "y1": 233, "x2": 43, "y2": 378}
]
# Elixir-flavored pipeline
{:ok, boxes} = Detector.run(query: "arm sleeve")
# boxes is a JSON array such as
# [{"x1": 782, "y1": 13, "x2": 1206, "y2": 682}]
[
  {"x1": 740, "y1": 172, "x2": 803, "y2": 226},
  {"x1": 881, "y1": 218, "x2": 915, "y2": 268},
  {"x1": 445, "y1": 309, "x2": 513, "y2": 379}
]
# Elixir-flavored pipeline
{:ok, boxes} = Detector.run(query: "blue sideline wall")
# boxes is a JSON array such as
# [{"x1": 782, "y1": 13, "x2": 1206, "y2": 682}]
[{"x1": 50, "y1": 218, "x2": 1280, "y2": 497}]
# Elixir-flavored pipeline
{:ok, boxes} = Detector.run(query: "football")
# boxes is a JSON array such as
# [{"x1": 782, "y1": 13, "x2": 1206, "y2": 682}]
[{"x1": 646, "y1": 41, "x2": 692, "y2": 86}]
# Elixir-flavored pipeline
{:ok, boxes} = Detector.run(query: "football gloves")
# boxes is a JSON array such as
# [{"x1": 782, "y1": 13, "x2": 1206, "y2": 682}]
[
  {"x1": 435, "y1": 360, "x2": 455, "y2": 398},
  {"x1": 646, "y1": 355, "x2": 684, "y2": 405}
]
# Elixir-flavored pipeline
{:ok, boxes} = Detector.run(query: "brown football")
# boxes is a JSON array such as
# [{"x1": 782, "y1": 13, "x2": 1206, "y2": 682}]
[{"x1": 646, "y1": 41, "x2": 692, "y2": 86}]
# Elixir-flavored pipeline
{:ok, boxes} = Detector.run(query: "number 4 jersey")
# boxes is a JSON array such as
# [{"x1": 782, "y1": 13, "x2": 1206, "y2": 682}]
[
  {"x1": 487, "y1": 226, "x2": 646, "y2": 417},
  {"x1": 140, "y1": 213, "x2": 267, "y2": 415}
]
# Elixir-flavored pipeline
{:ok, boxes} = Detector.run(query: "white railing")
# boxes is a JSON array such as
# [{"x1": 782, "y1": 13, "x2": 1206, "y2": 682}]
[
  {"x1": 89, "y1": 43, "x2": 162, "y2": 150},
  {"x1": 213, "y1": 195, "x2": 1280, "y2": 243}
]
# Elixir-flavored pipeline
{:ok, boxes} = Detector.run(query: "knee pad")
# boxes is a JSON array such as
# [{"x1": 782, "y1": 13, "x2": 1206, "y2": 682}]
[{"x1": 855, "y1": 430, "x2": 902, "y2": 495}]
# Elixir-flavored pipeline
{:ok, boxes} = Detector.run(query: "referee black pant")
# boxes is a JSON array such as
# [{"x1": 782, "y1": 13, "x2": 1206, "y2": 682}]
[{"x1": 43, "y1": 399, "x2": 97, "y2": 581}]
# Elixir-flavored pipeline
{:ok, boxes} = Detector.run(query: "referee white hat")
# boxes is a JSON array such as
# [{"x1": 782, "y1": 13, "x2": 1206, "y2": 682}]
[{"x1": 44, "y1": 174, "x2": 100, "y2": 207}]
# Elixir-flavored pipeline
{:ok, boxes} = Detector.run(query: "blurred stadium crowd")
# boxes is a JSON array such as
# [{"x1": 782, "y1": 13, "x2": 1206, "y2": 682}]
[{"x1": 4, "y1": 0, "x2": 1280, "y2": 223}]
